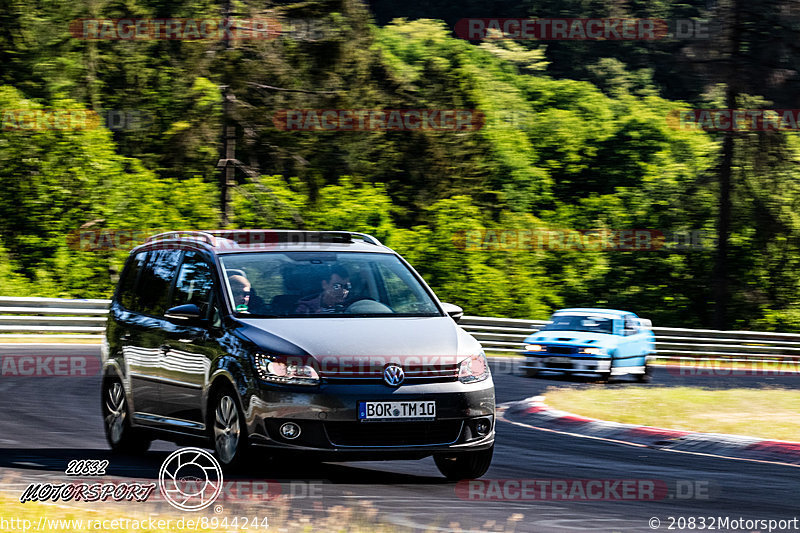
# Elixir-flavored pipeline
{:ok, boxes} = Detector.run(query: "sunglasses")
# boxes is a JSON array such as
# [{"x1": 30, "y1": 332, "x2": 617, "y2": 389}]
[{"x1": 332, "y1": 282, "x2": 352, "y2": 291}]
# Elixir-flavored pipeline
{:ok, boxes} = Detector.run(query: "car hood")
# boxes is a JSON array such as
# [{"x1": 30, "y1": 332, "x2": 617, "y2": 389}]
[
  {"x1": 235, "y1": 316, "x2": 481, "y2": 360},
  {"x1": 523, "y1": 329, "x2": 617, "y2": 348}
]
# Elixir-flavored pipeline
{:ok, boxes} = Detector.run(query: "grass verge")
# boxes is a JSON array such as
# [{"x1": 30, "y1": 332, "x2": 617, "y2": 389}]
[{"x1": 543, "y1": 386, "x2": 800, "y2": 442}]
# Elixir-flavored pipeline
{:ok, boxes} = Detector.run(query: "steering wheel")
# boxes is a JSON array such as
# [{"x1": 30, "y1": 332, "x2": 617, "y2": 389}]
[{"x1": 345, "y1": 299, "x2": 394, "y2": 314}]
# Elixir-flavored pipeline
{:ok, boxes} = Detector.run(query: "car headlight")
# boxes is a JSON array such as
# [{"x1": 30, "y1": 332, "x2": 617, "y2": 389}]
[
  {"x1": 579, "y1": 347, "x2": 604, "y2": 355},
  {"x1": 458, "y1": 351, "x2": 490, "y2": 383},
  {"x1": 524, "y1": 344, "x2": 544, "y2": 352},
  {"x1": 254, "y1": 353, "x2": 320, "y2": 386}
]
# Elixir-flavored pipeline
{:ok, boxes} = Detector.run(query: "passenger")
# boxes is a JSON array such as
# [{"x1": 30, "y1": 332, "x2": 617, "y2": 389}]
[
  {"x1": 229, "y1": 274, "x2": 252, "y2": 312},
  {"x1": 295, "y1": 265, "x2": 351, "y2": 314}
]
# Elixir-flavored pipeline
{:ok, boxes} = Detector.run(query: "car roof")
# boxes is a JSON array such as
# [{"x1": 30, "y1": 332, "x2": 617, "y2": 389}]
[
  {"x1": 553, "y1": 308, "x2": 635, "y2": 317},
  {"x1": 131, "y1": 230, "x2": 392, "y2": 256},
  {"x1": 213, "y1": 241, "x2": 387, "y2": 254}
]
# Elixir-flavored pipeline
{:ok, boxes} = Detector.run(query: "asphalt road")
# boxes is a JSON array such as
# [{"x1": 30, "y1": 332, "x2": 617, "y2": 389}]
[{"x1": 0, "y1": 345, "x2": 798, "y2": 532}]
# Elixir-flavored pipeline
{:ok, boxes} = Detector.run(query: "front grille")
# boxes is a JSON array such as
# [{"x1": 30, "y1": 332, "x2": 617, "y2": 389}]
[
  {"x1": 548, "y1": 361, "x2": 574, "y2": 369},
  {"x1": 546, "y1": 345, "x2": 575, "y2": 355},
  {"x1": 325, "y1": 420, "x2": 463, "y2": 447},
  {"x1": 321, "y1": 363, "x2": 459, "y2": 384},
  {"x1": 323, "y1": 376, "x2": 457, "y2": 385}
]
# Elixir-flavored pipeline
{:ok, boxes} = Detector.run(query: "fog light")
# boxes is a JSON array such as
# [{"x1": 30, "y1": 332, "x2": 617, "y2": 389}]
[
  {"x1": 475, "y1": 419, "x2": 491, "y2": 436},
  {"x1": 280, "y1": 422, "x2": 301, "y2": 440}
]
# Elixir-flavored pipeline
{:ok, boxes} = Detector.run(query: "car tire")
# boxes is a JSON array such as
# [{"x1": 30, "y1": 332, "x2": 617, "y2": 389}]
[
  {"x1": 102, "y1": 379, "x2": 151, "y2": 454},
  {"x1": 600, "y1": 353, "x2": 618, "y2": 383},
  {"x1": 524, "y1": 368, "x2": 540, "y2": 378},
  {"x1": 636, "y1": 362, "x2": 653, "y2": 383},
  {"x1": 210, "y1": 387, "x2": 250, "y2": 471},
  {"x1": 434, "y1": 445, "x2": 494, "y2": 481}
]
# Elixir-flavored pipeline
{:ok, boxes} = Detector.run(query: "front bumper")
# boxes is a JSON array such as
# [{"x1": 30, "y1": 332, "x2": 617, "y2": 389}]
[
  {"x1": 520, "y1": 354, "x2": 611, "y2": 374},
  {"x1": 241, "y1": 378, "x2": 495, "y2": 457}
]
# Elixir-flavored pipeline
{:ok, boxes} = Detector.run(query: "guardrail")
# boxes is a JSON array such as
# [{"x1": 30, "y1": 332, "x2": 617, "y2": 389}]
[
  {"x1": 2, "y1": 297, "x2": 800, "y2": 363},
  {"x1": 460, "y1": 316, "x2": 800, "y2": 364},
  {"x1": 0, "y1": 297, "x2": 110, "y2": 341}
]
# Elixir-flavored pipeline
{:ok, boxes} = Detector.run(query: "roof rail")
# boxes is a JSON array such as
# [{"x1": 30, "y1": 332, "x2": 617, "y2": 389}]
[
  {"x1": 146, "y1": 231, "x2": 217, "y2": 246},
  {"x1": 205, "y1": 230, "x2": 383, "y2": 246},
  {"x1": 144, "y1": 230, "x2": 383, "y2": 248},
  {"x1": 347, "y1": 232, "x2": 382, "y2": 246}
]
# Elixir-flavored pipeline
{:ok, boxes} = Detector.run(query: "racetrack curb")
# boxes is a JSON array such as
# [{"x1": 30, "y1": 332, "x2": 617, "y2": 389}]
[{"x1": 500, "y1": 396, "x2": 800, "y2": 467}]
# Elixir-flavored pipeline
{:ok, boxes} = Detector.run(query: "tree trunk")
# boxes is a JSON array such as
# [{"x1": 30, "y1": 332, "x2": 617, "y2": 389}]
[{"x1": 712, "y1": 0, "x2": 742, "y2": 330}]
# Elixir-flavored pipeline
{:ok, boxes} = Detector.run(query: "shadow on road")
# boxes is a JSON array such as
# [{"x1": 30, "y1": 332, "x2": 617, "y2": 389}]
[{"x1": 0, "y1": 447, "x2": 447, "y2": 484}]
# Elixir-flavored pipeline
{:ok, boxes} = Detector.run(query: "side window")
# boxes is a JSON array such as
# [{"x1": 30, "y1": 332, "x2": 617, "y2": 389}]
[
  {"x1": 117, "y1": 251, "x2": 147, "y2": 311},
  {"x1": 377, "y1": 263, "x2": 415, "y2": 312},
  {"x1": 374, "y1": 262, "x2": 438, "y2": 314},
  {"x1": 171, "y1": 251, "x2": 215, "y2": 317},
  {"x1": 136, "y1": 249, "x2": 182, "y2": 316},
  {"x1": 624, "y1": 315, "x2": 639, "y2": 336}
]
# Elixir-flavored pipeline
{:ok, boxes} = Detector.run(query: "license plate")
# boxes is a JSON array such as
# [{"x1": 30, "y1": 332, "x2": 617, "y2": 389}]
[
  {"x1": 358, "y1": 401, "x2": 436, "y2": 421},
  {"x1": 547, "y1": 357, "x2": 571, "y2": 364}
]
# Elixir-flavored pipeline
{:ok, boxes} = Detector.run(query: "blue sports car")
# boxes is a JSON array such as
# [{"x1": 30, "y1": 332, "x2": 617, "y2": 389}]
[{"x1": 520, "y1": 308, "x2": 655, "y2": 382}]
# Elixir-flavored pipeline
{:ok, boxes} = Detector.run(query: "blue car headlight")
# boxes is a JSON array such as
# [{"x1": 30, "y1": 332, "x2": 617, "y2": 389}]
[{"x1": 579, "y1": 347, "x2": 606, "y2": 355}]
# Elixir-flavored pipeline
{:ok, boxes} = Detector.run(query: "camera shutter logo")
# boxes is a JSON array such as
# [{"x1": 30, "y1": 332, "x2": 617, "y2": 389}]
[
  {"x1": 158, "y1": 447, "x2": 223, "y2": 511},
  {"x1": 383, "y1": 364, "x2": 405, "y2": 386}
]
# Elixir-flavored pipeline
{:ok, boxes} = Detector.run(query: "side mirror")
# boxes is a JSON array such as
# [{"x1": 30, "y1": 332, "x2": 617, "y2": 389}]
[
  {"x1": 638, "y1": 318, "x2": 652, "y2": 329},
  {"x1": 441, "y1": 302, "x2": 464, "y2": 323},
  {"x1": 165, "y1": 304, "x2": 204, "y2": 324}
]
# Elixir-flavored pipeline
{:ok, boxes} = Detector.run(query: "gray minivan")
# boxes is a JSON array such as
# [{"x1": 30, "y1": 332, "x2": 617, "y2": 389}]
[{"x1": 102, "y1": 230, "x2": 495, "y2": 479}]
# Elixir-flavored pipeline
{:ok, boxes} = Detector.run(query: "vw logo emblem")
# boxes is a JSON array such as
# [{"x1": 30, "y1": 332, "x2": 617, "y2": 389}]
[{"x1": 383, "y1": 364, "x2": 405, "y2": 386}]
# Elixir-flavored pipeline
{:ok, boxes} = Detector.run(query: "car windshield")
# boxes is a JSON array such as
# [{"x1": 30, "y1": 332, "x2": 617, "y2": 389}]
[
  {"x1": 540, "y1": 314, "x2": 615, "y2": 334},
  {"x1": 219, "y1": 251, "x2": 442, "y2": 318}
]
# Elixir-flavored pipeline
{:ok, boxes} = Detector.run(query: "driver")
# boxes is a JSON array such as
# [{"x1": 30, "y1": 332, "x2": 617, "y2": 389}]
[{"x1": 296, "y1": 265, "x2": 351, "y2": 314}]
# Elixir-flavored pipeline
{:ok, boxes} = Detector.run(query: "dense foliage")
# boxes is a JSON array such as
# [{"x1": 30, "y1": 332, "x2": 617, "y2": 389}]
[{"x1": 1, "y1": 0, "x2": 799, "y2": 330}]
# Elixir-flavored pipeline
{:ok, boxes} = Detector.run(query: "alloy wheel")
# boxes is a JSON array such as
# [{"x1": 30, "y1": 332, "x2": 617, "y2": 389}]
[
  {"x1": 104, "y1": 382, "x2": 127, "y2": 444},
  {"x1": 214, "y1": 395, "x2": 241, "y2": 464}
]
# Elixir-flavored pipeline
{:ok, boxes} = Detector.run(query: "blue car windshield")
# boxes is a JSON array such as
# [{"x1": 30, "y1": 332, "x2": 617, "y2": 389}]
[{"x1": 541, "y1": 314, "x2": 614, "y2": 334}]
